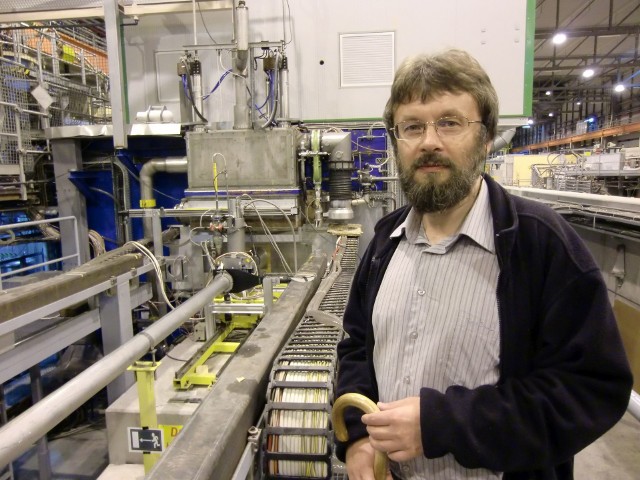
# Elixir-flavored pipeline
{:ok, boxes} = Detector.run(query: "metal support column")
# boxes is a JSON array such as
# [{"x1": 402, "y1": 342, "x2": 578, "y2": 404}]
[
  {"x1": 104, "y1": 0, "x2": 128, "y2": 149},
  {"x1": 51, "y1": 138, "x2": 90, "y2": 267},
  {"x1": 0, "y1": 385, "x2": 14, "y2": 480},
  {"x1": 29, "y1": 366, "x2": 52, "y2": 480},
  {"x1": 99, "y1": 280, "x2": 136, "y2": 404}
]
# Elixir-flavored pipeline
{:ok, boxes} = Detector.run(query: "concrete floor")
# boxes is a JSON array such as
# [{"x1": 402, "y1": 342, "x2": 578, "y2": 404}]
[{"x1": 11, "y1": 411, "x2": 640, "y2": 479}]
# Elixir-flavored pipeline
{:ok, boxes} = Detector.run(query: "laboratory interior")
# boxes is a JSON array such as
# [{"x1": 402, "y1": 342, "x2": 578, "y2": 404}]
[{"x1": 0, "y1": 0, "x2": 640, "y2": 479}]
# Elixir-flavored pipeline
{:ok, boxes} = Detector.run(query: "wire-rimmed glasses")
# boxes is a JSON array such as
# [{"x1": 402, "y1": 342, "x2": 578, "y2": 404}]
[{"x1": 392, "y1": 116, "x2": 483, "y2": 141}]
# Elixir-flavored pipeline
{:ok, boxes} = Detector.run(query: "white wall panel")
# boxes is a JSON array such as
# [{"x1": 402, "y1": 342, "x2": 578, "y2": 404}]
[{"x1": 124, "y1": 0, "x2": 529, "y2": 123}]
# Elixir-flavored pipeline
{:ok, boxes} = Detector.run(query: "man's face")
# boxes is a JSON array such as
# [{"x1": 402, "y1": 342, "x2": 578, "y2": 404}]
[{"x1": 393, "y1": 91, "x2": 490, "y2": 213}]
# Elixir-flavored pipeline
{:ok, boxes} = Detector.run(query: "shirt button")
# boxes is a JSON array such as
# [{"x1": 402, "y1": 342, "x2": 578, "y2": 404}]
[
  {"x1": 409, "y1": 331, "x2": 418, "y2": 339},
  {"x1": 417, "y1": 289, "x2": 425, "y2": 296},
  {"x1": 403, "y1": 376, "x2": 411, "y2": 384}
]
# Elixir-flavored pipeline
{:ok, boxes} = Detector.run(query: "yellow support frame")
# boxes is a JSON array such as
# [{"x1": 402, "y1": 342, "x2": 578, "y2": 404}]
[
  {"x1": 128, "y1": 360, "x2": 161, "y2": 473},
  {"x1": 173, "y1": 314, "x2": 259, "y2": 389}
]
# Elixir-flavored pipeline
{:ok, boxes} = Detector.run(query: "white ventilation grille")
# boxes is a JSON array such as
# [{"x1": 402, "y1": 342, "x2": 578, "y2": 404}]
[{"x1": 340, "y1": 32, "x2": 394, "y2": 88}]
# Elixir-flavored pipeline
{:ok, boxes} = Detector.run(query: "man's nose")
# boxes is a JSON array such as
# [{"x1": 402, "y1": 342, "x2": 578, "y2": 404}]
[{"x1": 418, "y1": 123, "x2": 443, "y2": 150}]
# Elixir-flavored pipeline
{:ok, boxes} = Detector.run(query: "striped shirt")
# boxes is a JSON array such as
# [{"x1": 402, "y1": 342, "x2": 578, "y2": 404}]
[{"x1": 372, "y1": 178, "x2": 502, "y2": 479}]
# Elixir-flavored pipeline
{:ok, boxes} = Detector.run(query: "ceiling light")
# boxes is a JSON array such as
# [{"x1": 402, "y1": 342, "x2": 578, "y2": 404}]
[
  {"x1": 548, "y1": 112, "x2": 554, "y2": 117},
  {"x1": 614, "y1": 84, "x2": 625, "y2": 93},
  {"x1": 545, "y1": 90, "x2": 552, "y2": 96},
  {"x1": 552, "y1": 33, "x2": 567, "y2": 45},
  {"x1": 582, "y1": 68, "x2": 595, "y2": 78},
  {"x1": 527, "y1": 119, "x2": 534, "y2": 125},
  {"x1": 576, "y1": 101, "x2": 581, "y2": 105}
]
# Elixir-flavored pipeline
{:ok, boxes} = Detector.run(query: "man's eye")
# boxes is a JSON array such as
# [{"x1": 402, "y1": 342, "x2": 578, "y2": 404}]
[
  {"x1": 403, "y1": 123, "x2": 423, "y2": 133},
  {"x1": 438, "y1": 118, "x2": 463, "y2": 128}
]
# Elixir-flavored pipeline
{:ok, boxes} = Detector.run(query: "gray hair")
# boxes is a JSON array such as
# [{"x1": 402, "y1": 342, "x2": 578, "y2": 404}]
[{"x1": 383, "y1": 49, "x2": 499, "y2": 149}]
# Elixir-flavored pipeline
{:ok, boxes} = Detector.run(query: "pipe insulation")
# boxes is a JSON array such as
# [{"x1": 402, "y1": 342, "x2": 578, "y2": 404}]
[{"x1": 0, "y1": 273, "x2": 232, "y2": 467}]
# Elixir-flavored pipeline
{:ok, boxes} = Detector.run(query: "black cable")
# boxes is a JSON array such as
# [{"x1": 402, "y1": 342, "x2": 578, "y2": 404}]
[{"x1": 181, "y1": 59, "x2": 208, "y2": 123}]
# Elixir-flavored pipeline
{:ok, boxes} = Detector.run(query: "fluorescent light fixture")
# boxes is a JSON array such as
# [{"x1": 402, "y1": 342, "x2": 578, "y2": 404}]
[
  {"x1": 552, "y1": 33, "x2": 567, "y2": 44},
  {"x1": 614, "y1": 84, "x2": 625, "y2": 93},
  {"x1": 582, "y1": 68, "x2": 595, "y2": 78},
  {"x1": 576, "y1": 101, "x2": 581, "y2": 105},
  {"x1": 548, "y1": 112, "x2": 554, "y2": 117},
  {"x1": 545, "y1": 90, "x2": 552, "y2": 96}
]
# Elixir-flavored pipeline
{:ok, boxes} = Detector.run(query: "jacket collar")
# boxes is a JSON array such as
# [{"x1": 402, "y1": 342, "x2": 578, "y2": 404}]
[{"x1": 371, "y1": 173, "x2": 519, "y2": 267}]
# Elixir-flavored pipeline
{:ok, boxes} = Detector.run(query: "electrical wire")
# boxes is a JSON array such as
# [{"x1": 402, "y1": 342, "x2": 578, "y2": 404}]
[
  {"x1": 197, "y1": 1, "x2": 218, "y2": 45},
  {"x1": 126, "y1": 241, "x2": 175, "y2": 310},
  {"x1": 203, "y1": 69, "x2": 232, "y2": 101},
  {"x1": 238, "y1": 194, "x2": 297, "y2": 274}
]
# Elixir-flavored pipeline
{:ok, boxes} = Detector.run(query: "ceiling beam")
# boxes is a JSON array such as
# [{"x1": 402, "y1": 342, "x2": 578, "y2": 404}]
[
  {"x1": 534, "y1": 62, "x2": 640, "y2": 72},
  {"x1": 535, "y1": 26, "x2": 640, "y2": 39},
  {"x1": 535, "y1": 54, "x2": 636, "y2": 62}
]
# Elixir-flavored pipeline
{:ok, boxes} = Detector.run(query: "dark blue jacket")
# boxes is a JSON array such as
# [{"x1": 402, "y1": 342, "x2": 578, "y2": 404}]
[{"x1": 336, "y1": 174, "x2": 633, "y2": 479}]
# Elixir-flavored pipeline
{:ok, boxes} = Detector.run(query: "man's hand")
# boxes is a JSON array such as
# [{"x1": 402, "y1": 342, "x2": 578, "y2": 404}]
[
  {"x1": 361, "y1": 396, "x2": 423, "y2": 462},
  {"x1": 345, "y1": 437, "x2": 392, "y2": 480}
]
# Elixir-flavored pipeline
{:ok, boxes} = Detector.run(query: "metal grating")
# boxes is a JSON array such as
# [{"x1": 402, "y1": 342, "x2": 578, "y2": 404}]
[{"x1": 0, "y1": 59, "x2": 38, "y2": 173}]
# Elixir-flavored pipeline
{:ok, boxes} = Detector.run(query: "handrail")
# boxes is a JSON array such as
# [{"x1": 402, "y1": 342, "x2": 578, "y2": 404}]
[{"x1": 0, "y1": 272, "x2": 232, "y2": 467}]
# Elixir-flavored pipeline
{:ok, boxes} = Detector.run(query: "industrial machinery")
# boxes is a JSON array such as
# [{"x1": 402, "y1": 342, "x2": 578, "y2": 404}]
[
  {"x1": 5, "y1": 2, "x2": 639, "y2": 480},
  {"x1": 0, "y1": 2, "x2": 395, "y2": 479}
]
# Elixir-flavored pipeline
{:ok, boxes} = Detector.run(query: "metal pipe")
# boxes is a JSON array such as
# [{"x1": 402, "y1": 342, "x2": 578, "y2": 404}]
[
  {"x1": 0, "y1": 273, "x2": 233, "y2": 467},
  {"x1": 233, "y1": 1, "x2": 250, "y2": 128},
  {"x1": 278, "y1": 55, "x2": 290, "y2": 126},
  {"x1": 490, "y1": 128, "x2": 517, "y2": 153},
  {"x1": 140, "y1": 157, "x2": 188, "y2": 238}
]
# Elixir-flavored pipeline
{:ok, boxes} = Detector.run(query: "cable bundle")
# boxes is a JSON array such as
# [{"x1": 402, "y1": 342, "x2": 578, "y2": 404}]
[{"x1": 264, "y1": 318, "x2": 342, "y2": 478}]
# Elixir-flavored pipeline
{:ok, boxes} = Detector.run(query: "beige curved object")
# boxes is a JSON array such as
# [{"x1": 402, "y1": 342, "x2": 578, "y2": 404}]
[{"x1": 332, "y1": 393, "x2": 389, "y2": 480}]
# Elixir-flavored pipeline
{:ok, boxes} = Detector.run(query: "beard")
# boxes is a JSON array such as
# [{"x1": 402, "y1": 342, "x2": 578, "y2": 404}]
[{"x1": 397, "y1": 138, "x2": 487, "y2": 213}]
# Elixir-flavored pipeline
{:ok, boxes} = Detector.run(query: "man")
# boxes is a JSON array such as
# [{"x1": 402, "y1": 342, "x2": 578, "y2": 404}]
[{"x1": 335, "y1": 49, "x2": 632, "y2": 480}]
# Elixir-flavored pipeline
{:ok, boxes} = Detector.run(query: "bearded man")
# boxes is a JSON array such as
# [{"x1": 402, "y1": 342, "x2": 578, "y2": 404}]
[{"x1": 335, "y1": 49, "x2": 632, "y2": 480}]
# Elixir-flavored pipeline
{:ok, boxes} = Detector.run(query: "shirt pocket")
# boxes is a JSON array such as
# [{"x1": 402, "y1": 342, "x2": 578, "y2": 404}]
[{"x1": 444, "y1": 308, "x2": 500, "y2": 388}]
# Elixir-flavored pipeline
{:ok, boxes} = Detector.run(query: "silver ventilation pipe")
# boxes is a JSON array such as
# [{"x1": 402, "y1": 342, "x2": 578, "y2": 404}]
[
  {"x1": 139, "y1": 157, "x2": 188, "y2": 238},
  {"x1": 490, "y1": 127, "x2": 517, "y2": 154}
]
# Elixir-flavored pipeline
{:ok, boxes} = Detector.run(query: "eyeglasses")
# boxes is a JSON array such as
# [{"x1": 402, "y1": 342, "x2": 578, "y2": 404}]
[{"x1": 392, "y1": 116, "x2": 483, "y2": 141}]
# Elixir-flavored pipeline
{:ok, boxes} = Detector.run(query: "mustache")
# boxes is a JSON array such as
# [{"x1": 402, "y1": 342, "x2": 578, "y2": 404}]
[{"x1": 412, "y1": 153, "x2": 454, "y2": 169}]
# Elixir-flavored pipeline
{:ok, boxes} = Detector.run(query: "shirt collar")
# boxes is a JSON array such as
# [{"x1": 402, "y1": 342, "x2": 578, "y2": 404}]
[{"x1": 389, "y1": 178, "x2": 495, "y2": 253}]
